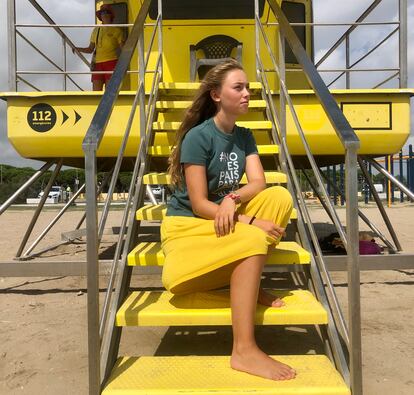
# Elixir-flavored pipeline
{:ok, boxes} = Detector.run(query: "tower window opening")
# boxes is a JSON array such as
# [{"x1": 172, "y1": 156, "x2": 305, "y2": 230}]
[
  {"x1": 149, "y1": 0, "x2": 265, "y2": 20},
  {"x1": 281, "y1": 1, "x2": 306, "y2": 64}
]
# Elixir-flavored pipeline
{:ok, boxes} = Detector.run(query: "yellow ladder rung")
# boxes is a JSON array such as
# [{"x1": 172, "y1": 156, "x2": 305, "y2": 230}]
[{"x1": 127, "y1": 240, "x2": 308, "y2": 266}]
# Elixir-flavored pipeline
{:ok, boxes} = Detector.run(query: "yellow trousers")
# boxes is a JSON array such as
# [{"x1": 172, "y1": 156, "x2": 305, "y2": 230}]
[{"x1": 161, "y1": 186, "x2": 293, "y2": 294}]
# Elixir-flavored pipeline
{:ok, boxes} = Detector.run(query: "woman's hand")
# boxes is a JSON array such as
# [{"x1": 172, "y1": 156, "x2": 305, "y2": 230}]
[
  {"x1": 251, "y1": 218, "x2": 286, "y2": 240},
  {"x1": 214, "y1": 197, "x2": 236, "y2": 237}
]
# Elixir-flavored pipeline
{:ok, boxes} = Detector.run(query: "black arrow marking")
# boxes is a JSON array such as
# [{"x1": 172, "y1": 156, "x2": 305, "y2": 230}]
[
  {"x1": 61, "y1": 110, "x2": 69, "y2": 125},
  {"x1": 74, "y1": 110, "x2": 82, "y2": 125}
]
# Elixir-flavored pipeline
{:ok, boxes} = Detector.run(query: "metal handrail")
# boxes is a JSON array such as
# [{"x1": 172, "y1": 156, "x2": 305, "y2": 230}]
[
  {"x1": 257, "y1": 64, "x2": 350, "y2": 378},
  {"x1": 315, "y1": 0, "x2": 407, "y2": 91},
  {"x1": 316, "y1": 0, "x2": 384, "y2": 67},
  {"x1": 254, "y1": 9, "x2": 350, "y2": 347},
  {"x1": 97, "y1": 15, "x2": 163, "y2": 243},
  {"x1": 99, "y1": 68, "x2": 161, "y2": 383},
  {"x1": 373, "y1": 72, "x2": 400, "y2": 89},
  {"x1": 258, "y1": 1, "x2": 362, "y2": 392},
  {"x1": 256, "y1": 58, "x2": 349, "y2": 345},
  {"x1": 16, "y1": 76, "x2": 41, "y2": 91},
  {"x1": 82, "y1": 1, "x2": 152, "y2": 150},
  {"x1": 81, "y1": 1, "x2": 153, "y2": 392},
  {"x1": 255, "y1": 19, "x2": 348, "y2": 249},
  {"x1": 264, "y1": 21, "x2": 399, "y2": 27},
  {"x1": 26, "y1": 0, "x2": 90, "y2": 67},
  {"x1": 365, "y1": 156, "x2": 414, "y2": 201},
  {"x1": 15, "y1": 30, "x2": 83, "y2": 90},
  {"x1": 326, "y1": 27, "x2": 399, "y2": 87},
  {"x1": 267, "y1": 1, "x2": 360, "y2": 149},
  {"x1": 99, "y1": 55, "x2": 163, "y2": 339}
]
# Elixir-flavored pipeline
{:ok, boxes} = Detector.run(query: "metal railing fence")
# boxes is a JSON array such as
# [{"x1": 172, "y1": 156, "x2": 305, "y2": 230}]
[
  {"x1": 314, "y1": 0, "x2": 408, "y2": 89},
  {"x1": 80, "y1": 0, "x2": 161, "y2": 393},
  {"x1": 7, "y1": 0, "x2": 156, "y2": 92},
  {"x1": 8, "y1": 0, "x2": 407, "y2": 92},
  {"x1": 255, "y1": 0, "x2": 362, "y2": 393}
]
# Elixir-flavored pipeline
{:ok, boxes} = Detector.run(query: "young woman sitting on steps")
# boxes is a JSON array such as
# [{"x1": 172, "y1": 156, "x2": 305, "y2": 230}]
[{"x1": 162, "y1": 59, "x2": 296, "y2": 381}]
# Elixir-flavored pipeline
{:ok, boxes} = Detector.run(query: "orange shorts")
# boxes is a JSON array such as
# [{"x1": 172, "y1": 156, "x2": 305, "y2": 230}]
[{"x1": 91, "y1": 59, "x2": 118, "y2": 84}]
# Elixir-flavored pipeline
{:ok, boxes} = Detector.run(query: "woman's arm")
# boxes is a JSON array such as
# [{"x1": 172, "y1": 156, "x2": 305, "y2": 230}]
[
  {"x1": 73, "y1": 42, "x2": 95, "y2": 54},
  {"x1": 235, "y1": 154, "x2": 266, "y2": 203},
  {"x1": 184, "y1": 164, "x2": 219, "y2": 219},
  {"x1": 185, "y1": 164, "x2": 237, "y2": 236}
]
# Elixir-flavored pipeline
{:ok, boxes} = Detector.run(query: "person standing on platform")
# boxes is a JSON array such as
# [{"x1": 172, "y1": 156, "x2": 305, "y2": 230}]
[{"x1": 74, "y1": 4, "x2": 125, "y2": 91}]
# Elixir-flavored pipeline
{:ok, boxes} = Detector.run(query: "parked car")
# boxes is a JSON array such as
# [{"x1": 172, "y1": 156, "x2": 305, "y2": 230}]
[{"x1": 38, "y1": 186, "x2": 65, "y2": 201}]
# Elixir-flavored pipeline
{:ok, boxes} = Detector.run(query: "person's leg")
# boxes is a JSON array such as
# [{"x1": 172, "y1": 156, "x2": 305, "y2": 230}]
[
  {"x1": 93, "y1": 80, "x2": 104, "y2": 91},
  {"x1": 230, "y1": 254, "x2": 296, "y2": 380},
  {"x1": 239, "y1": 186, "x2": 294, "y2": 308},
  {"x1": 92, "y1": 62, "x2": 105, "y2": 91},
  {"x1": 103, "y1": 59, "x2": 118, "y2": 89}
]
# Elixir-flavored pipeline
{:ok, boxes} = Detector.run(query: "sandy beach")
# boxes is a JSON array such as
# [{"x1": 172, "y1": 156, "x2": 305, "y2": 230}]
[{"x1": 0, "y1": 205, "x2": 413, "y2": 395}]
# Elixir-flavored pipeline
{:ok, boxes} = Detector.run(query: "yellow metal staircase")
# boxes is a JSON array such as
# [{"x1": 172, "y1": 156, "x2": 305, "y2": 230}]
[{"x1": 100, "y1": 82, "x2": 350, "y2": 395}]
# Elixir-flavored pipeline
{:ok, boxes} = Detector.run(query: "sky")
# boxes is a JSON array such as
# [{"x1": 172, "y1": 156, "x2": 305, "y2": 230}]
[{"x1": 0, "y1": 0, "x2": 413, "y2": 169}]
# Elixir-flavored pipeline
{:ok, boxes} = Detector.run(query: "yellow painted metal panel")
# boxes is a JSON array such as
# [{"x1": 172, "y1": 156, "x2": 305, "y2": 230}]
[
  {"x1": 341, "y1": 103, "x2": 390, "y2": 129},
  {"x1": 127, "y1": 240, "x2": 308, "y2": 267},
  {"x1": 116, "y1": 289, "x2": 327, "y2": 326},
  {"x1": 102, "y1": 355, "x2": 350, "y2": 395},
  {"x1": 3, "y1": 92, "x2": 142, "y2": 159},
  {"x1": 143, "y1": 171, "x2": 287, "y2": 185},
  {"x1": 148, "y1": 144, "x2": 278, "y2": 156},
  {"x1": 158, "y1": 82, "x2": 263, "y2": 96},
  {"x1": 135, "y1": 204, "x2": 297, "y2": 222},
  {"x1": 1, "y1": 90, "x2": 411, "y2": 159},
  {"x1": 136, "y1": 204, "x2": 297, "y2": 221},
  {"x1": 152, "y1": 130, "x2": 273, "y2": 146},
  {"x1": 282, "y1": 91, "x2": 411, "y2": 155},
  {"x1": 153, "y1": 120, "x2": 272, "y2": 131},
  {"x1": 156, "y1": 100, "x2": 266, "y2": 111}
]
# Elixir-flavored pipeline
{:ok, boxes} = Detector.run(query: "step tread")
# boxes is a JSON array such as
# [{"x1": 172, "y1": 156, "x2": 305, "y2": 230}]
[
  {"x1": 127, "y1": 240, "x2": 308, "y2": 266},
  {"x1": 102, "y1": 355, "x2": 350, "y2": 395},
  {"x1": 143, "y1": 171, "x2": 287, "y2": 185},
  {"x1": 153, "y1": 120, "x2": 272, "y2": 131},
  {"x1": 116, "y1": 289, "x2": 327, "y2": 326},
  {"x1": 157, "y1": 81, "x2": 263, "y2": 95},
  {"x1": 136, "y1": 204, "x2": 297, "y2": 221},
  {"x1": 149, "y1": 144, "x2": 279, "y2": 156},
  {"x1": 156, "y1": 99, "x2": 266, "y2": 111}
]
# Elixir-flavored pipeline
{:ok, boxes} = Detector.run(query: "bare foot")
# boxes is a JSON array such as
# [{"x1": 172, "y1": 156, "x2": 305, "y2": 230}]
[
  {"x1": 231, "y1": 345, "x2": 296, "y2": 380},
  {"x1": 258, "y1": 288, "x2": 285, "y2": 308}
]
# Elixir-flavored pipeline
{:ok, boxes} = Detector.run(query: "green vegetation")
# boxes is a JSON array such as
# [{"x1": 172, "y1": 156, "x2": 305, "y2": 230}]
[{"x1": 0, "y1": 164, "x2": 132, "y2": 204}]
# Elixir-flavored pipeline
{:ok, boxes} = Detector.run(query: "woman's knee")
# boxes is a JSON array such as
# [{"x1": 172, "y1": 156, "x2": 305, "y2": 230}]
[{"x1": 263, "y1": 186, "x2": 293, "y2": 207}]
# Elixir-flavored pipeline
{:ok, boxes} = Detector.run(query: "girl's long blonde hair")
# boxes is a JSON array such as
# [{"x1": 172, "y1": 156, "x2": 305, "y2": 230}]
[{"x1": 168, "y1": 59, "x2": 244, "y2": 187}]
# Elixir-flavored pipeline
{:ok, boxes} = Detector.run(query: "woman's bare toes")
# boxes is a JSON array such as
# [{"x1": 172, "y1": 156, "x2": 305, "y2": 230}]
[
  {"x1": 258, "y1": 288, "x2": 285, "y2": 308},
  {"x1": 231, "y1": 346, "x2": 296, "y2": 381}
]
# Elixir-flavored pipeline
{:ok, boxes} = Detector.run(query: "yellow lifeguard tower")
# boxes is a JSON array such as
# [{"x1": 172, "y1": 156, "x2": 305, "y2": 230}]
[{"x1": 1, "y1": 1, "x2": 413, "y2": 394}]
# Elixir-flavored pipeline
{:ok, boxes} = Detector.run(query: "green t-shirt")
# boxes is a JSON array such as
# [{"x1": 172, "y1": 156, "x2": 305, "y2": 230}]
[{"x1": 167, "y1": 117, "x2": 258, "y2": 217}]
